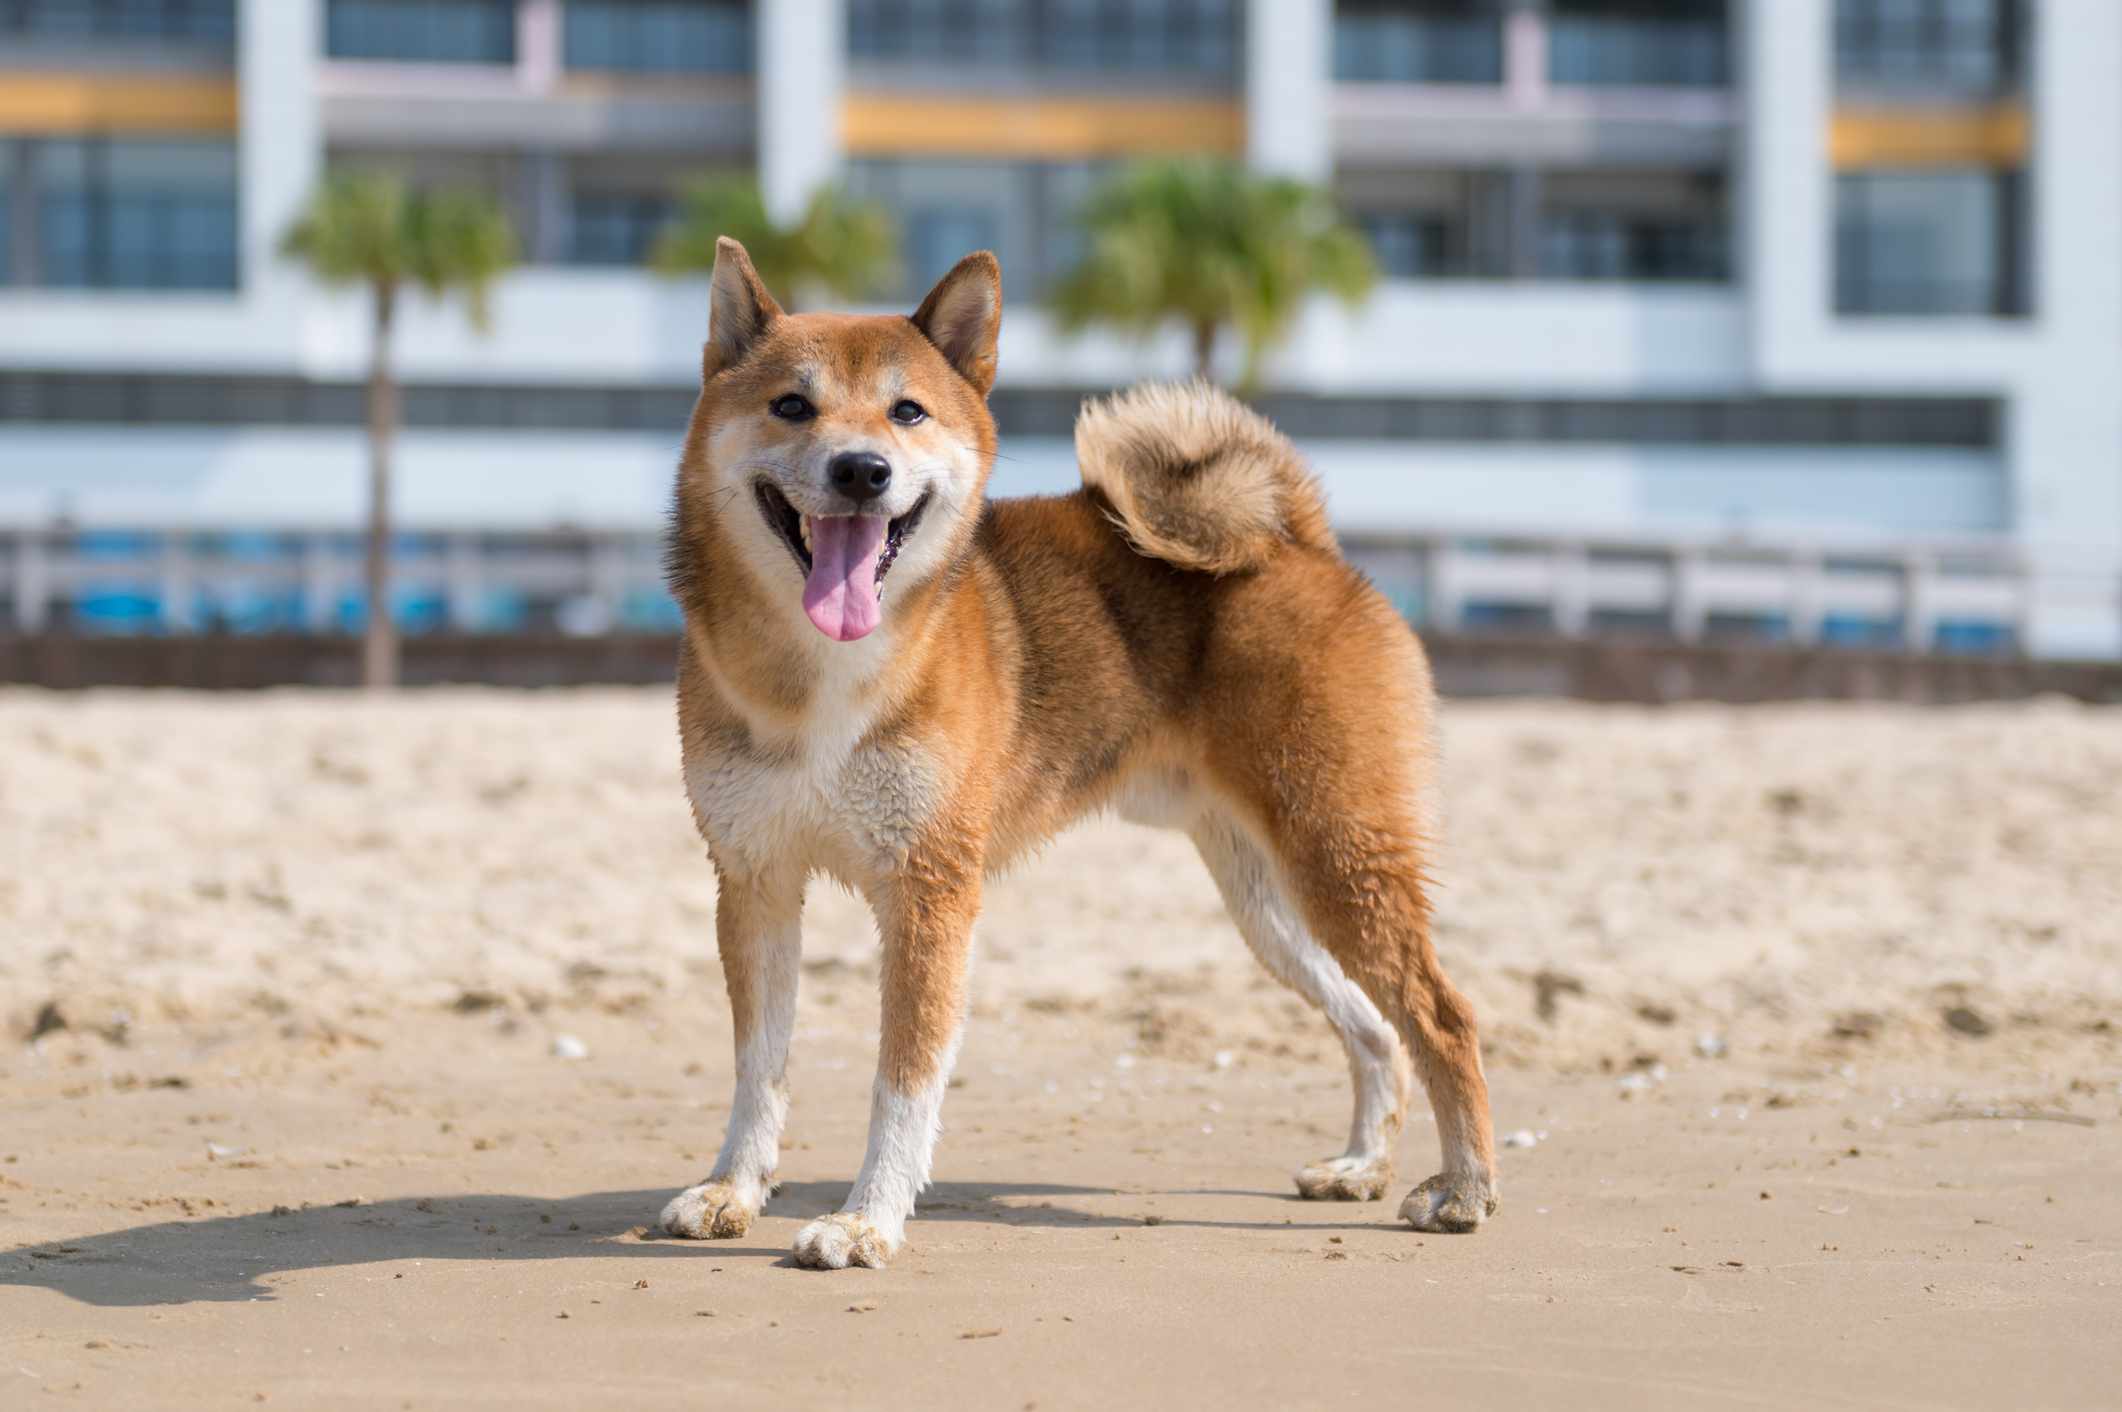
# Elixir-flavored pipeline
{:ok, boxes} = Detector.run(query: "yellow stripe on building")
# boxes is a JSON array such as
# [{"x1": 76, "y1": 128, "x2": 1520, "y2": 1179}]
[
  {"x1": 0, "y1": 73, "x2": 239, "y2": 134},
  {"x1": 843, "y1": 93, "x2": 1243, "y2": 160},
  {"x1": 1830, "y1": 104, "x2": 2029, "y2": 169}
]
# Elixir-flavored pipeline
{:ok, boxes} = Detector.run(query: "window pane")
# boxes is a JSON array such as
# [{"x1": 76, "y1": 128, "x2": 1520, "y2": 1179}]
[
  {"x1": 908, "y1": 207, "x2": 1001, "y2": 290},
  {"x1": 31, "y1": 137, "x2": 239, "y2": 291},
  {"x1": 1548, "y1": 0, "x2": 1727, "y2": 87},
  {"x1": 1536, "y1": 169, "x2": 1730, "y2": 281},
  {"x1": 326, "y1": 0, "x2": 517, "y2": 64},
  {"x1": 0, "y1": 0, "x2": 235, "y2": 45},
  {"x1": 849, "y1": 0, "x2": 1237, "y2": 80},
  {"x1": 568, "y1": 192, "x2": 675, "y2": 265},
  {"x1": 1835, "y1": 168, "x2": 2022, "y2": 315},
  {"x1": 563, "y1": 1, "x2": 751, "y2": 75},
  {"x1": 1334, "y1": 2, "x2": 1503, "y2": 83},
  {"x1": 1358, "y1": 211, "x2": 1470, "y2": 277},
  {"x1": 1835, "y1": 0, "x2": 2023, "y2": 93}
]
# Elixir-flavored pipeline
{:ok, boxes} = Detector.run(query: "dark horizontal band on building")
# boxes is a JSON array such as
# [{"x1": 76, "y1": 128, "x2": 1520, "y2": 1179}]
[{"x1": 0, "y1": 372, "x2": 1999, "y2": 449}]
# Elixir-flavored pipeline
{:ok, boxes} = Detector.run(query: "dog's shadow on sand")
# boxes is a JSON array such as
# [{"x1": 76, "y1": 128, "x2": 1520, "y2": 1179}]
[{"x1": 2, "y1": 1180, "x2": 1342, "y2": 1307}]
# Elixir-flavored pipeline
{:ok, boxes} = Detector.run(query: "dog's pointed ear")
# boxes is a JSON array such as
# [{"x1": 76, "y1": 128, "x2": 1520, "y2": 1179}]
[
  {"x1": 705, "y1": 237, "x2": 783, "y2": 379},
  {"x1": 911, "y1": 251, "x2": 1002, "y2": 396}
]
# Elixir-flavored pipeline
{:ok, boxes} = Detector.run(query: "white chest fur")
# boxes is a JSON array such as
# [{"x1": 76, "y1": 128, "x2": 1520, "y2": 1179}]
[{"x1": 685, "y1": 719, "x2": 942, "y2": 886}]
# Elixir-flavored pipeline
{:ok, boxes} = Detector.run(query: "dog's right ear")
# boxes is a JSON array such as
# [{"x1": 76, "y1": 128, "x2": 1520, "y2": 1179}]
[{"x1": 705, "y1": 237, "x2": 783, "y2": 380}]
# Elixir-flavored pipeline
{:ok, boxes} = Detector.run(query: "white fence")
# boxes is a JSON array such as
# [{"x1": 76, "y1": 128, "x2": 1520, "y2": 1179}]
[
  {"x1": 1343, "y1": 530, "x2": 2024, "y2": 649},
  {"x1": 1, "y1": 525, "x2": 2031, "y2": 650}
]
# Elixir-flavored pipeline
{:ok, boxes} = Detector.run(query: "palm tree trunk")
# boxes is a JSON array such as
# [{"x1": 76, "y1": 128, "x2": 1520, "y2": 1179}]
[
  {"x1": 1190, "y1": 319, "x2": 1217, "y2": 381},
  {"x1": 363, "y1": 279, "x2": 399, "y2": 690}
]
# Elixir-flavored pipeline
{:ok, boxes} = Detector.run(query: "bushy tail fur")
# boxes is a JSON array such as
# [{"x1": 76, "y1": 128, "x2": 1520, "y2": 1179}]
[{"x1": 1074, "y1": 381, "x2": 1336, "y2": 574}]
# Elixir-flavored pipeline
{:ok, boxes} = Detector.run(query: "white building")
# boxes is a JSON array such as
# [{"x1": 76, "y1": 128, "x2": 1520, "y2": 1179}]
[{"x1": 1, "y1": 0, "x2": 2116, "y2": 655}]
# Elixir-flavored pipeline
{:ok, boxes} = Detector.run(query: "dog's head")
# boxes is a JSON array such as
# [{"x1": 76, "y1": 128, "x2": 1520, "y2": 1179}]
[{"x1": 681, "y1": 237, "x2": 1001, "y2": 644}]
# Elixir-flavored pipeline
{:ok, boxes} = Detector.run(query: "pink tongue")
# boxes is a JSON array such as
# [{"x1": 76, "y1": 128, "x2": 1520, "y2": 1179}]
[{"x1": 802, "y1": 515, "x2": 889, "y2": 642}]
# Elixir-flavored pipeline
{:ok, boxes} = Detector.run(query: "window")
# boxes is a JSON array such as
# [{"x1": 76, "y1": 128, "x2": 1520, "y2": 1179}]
[
  {"x1": 1549, "y1": 0, "x2": 1727, "y2": 87},
  {"x1": 1043, "y1": 0, "x2": 1236, "y2": 75},
  {"x1": 326, "y1": 0, "x2": 516, "y2": 63},
  {"x1": 848, "y1": 0, "x2": 1238, "y2": 80},
  {"x1": 845, "y1": 158, "x2": 1106, "y2": 300},
  {"x1": 0, "y1": 0, "x2": 235, "y2": 44},
  {"x1": 1539, "y1": 211, "x2": 1726, "y2": 281},
  {"x1": 1835, "y1": 169, "x2": 2024, "y2": 315},
  {"x1": 0, "y1": 371, "x2": 2003, "y2": 450},
  {"x1": 1333, "y1": 1, "x2": 1503, "y2": 84},
  {"x1": 906, "y1": 208, "x2": 1002, "y2": 292},
  {"x1": 568, "y1": 192, "x2": 674, "y2": 265},
  {"x1": 1535, "y1": 170, "x2": 1729, "y2": 282},
  {"x1": 35, "y1": 139, "x2": 239, "y2": 291},
  {"x1": 1836, "y1": 0, "x2": 2025, "y2": 93},
  {"x1": 564, "y1": 1, "x2": 750, "y2": 75},
  {"x1": 1357, "y1": 211, "x2": 1469, "y2": 277}
]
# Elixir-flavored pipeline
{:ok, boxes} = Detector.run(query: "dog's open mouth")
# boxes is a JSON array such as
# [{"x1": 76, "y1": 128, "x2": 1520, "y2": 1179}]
[{"x1": 755, "y1": 482, "x2": 930, "y2": 643}]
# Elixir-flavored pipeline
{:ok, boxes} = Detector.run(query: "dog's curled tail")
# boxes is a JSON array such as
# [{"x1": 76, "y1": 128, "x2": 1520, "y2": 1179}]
[{"x1": 1074, "y1": 381, "x2": 1335, "y2": 574}]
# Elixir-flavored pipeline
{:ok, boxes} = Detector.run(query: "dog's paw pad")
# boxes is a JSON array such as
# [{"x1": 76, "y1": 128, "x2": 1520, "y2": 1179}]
[
  {"x1": 1294, "y1": 1156, "x2": 1393, "y2": 1202},
  {"x1": 659, "y1": 1180, "x2": 759, "y2": 1240},
  {"x1": 1399, "y1": 1172, "x2": 1497, "y2": 1233},
  {"x1": 792, "y1": 1212, "x2": 897, "y2": 1270}
]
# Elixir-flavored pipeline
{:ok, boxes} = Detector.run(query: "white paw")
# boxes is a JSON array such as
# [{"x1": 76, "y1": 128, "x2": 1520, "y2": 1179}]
[
  {"x1": 791, "y1": 1211, "x2": 900, "y2": 1270},
  {"x1": 659, "y1": 1178, "x2": 763, "y2": 1239},
  {"x1": 1399, "y1": 1171, "x2": 1497, "y2": 1233},
  {"x1": 1294, "y1": 1154, "x2": 1394, "y2": 1202}
]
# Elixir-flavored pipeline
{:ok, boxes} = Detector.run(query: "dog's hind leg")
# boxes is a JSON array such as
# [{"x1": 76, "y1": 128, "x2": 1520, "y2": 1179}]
[
  {"x1": 1192, "y1": 813, "x2": 1411, "y2": 1202},
  {"x1": 1243, "y1": 787, "x2": 1498, "y2": 1233},
  {"x1": 659, "y1": 863, "x2": 802, "y2": 1240}
]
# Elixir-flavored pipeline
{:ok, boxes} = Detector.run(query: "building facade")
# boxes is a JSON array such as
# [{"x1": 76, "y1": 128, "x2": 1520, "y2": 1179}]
[{"x1": 0, "y1": 0, "x2": 2116, "y2": 654}]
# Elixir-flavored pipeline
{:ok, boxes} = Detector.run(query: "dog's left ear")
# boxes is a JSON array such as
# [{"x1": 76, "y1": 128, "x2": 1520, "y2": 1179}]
[{"x1": 911, "y1": 251, "x2": 1002, "y2": 396}]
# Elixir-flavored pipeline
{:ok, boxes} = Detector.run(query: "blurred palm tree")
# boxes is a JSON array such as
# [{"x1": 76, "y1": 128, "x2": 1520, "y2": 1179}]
[
  {"x1": 282, "y1": 173, "x2": 516, "y2": 689},
  {"x1": 652, "y1": 177, "x2": 897, "y2": 308},
  {"x1": 1050, "y1": 159, "x2": 1377, "y2": 388}
]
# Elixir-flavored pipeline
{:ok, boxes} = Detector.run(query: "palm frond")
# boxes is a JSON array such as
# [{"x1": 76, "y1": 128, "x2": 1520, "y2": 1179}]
[
  {"x1": 281, "y1": 172, "x2": 518, "y2": 330},
  {"x1": 652, "y1": 176, "x2": 896, "y2": 306},
  {"x1": 1047, "y1": 159, "x2": 1378, "y2": 384}
]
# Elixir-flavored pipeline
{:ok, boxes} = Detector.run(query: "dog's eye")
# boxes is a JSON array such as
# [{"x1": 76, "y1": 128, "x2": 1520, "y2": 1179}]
[
  {"x1": 770, "y1": 394, "x2": 815, "y2": 421},
  {"x1": 890, "y1": 399, "x2": 927, "y2": 426}
]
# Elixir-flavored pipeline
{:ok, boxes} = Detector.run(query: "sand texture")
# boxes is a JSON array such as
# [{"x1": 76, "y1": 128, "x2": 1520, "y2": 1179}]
[{"x1": 3, "y1": 690, "x2": 2119, "y2": 1408}]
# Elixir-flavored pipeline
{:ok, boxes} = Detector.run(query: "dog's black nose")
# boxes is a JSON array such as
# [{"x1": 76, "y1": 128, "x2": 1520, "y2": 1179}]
[{"x1": 828, "y1": 451, "x2": 892, "y2": 504}]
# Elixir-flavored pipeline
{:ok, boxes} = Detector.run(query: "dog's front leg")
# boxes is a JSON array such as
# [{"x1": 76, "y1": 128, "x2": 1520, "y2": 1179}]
[
  {"x1": 791, "y1": 872, "x2": 978, "y2": 1270},
  {"x1": 660, "y1": 863, "x2": 802, "y2": 1240}
]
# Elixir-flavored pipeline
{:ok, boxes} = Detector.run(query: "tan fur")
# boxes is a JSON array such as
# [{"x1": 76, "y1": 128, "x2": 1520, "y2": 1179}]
[
  {"x1": 1074, "y1": 379, "x2": 1336, "y2": 574},
  {"x1": 660, "y1": 240, "x2": 1497, "y2": 1268}
]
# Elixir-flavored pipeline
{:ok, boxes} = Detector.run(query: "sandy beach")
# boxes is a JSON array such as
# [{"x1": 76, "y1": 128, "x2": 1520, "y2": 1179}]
[{"x1": 4, "y1": 689, "x2": 2119, "y2": 1408}]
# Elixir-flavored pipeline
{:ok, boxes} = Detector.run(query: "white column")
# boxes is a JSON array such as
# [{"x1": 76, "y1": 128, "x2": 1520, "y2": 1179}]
[
  {"x1": 758, "y1": 0, "x2": 845, "y2": 222},
  {"x1": 1503, "y1": 0, "x2": 1549, "y2": 111},
  {"x1": 1424, "y1": 540, "x2": 1461, "y2": 631},
  {"x1": 1671, "y1": 550, "x2": 1708, "y2": 641},
  {"x1": 239, "y1": 0, "x2": 321, "y2": 321},
  {"x1": 1245, "y1": 0, "x2": 1331, "y2": 180},
  {"x1": 1788, "y1": 549, "x2": 1825, "y2": 646},
  {"x1": 446, "y1": 534, "x2": 483, "y2": 630},
  {"x1": 2015, "y1": 0, "x2": 2122, "y2": 657},
  {"x1": 14, "y1": 532, "x2": 49, "y2": 633},
  {"x1": 1739, "y1": 0, "x2": 1833, "y2": 384},
  {"x1": 161, "y1": 536, "x2": 197, "y2": 634},
  {"x1": 1551, "y1": 542, "x2": 1590, "y2": 636},
  {"x1": 519, "y1": 0, "x2": 562, "y2": 92},
  {"x1": 302, "y1": 534, "x2": 338, "y2": 632},
  {"x1": 1901, "y1": 552, "x2": 1936, "y2": 652}
]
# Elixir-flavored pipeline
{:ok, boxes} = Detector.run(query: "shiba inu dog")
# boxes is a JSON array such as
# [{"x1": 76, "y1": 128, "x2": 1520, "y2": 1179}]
[{"x1": 658, "y1": 238, "x2": 1496, "y2": 1269}]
